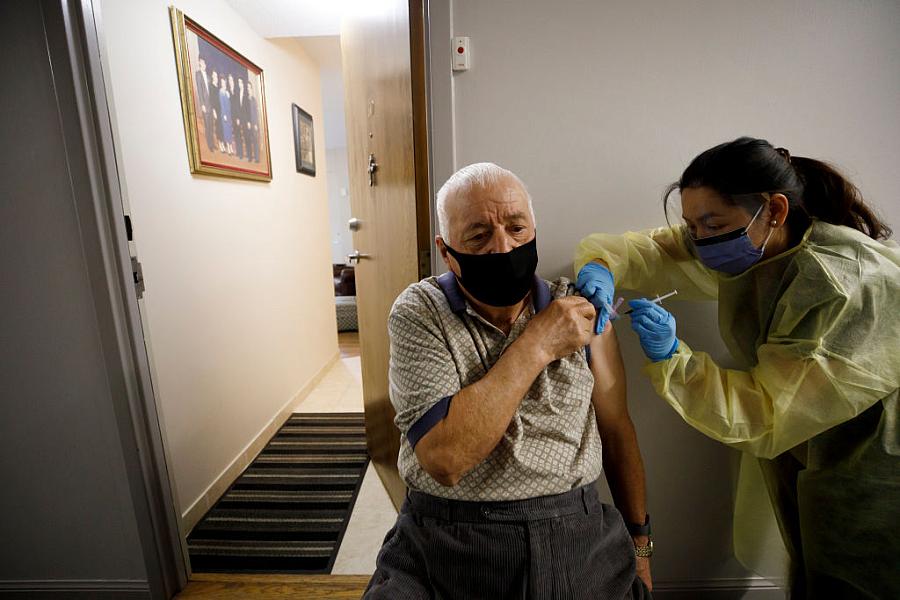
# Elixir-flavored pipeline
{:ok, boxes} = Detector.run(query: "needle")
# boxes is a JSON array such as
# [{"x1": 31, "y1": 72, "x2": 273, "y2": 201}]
[{"x1": 604, "y1": 297, "x2": 626, "y2": 321}]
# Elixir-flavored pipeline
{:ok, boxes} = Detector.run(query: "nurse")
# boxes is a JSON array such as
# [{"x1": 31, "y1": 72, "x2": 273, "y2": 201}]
[{"x1": 575, "y1": 137, "x2": 899, "y2": 598}]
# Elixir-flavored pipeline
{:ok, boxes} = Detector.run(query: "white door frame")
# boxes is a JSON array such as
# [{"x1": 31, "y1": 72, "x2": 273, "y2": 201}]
[{"x1": 54, "y1": 0, "x2": 188, "y2": 596}]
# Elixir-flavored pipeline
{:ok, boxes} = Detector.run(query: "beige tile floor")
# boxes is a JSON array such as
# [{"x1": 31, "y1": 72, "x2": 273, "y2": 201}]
[
  {"x1": 293, "y1": 355, "x2": 364, "y2": 414},
  {"x1": 294, "y1": 340, "x2": 398, "y2": 575}
]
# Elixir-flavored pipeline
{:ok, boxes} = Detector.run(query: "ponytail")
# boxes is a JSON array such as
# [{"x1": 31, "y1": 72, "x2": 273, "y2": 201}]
[
  {"x1": 668, "y1": 137, "x2": 892, "y2": 241},
  {"x1": 791, "y1": 157, "x2": 892, "y2": 240}
]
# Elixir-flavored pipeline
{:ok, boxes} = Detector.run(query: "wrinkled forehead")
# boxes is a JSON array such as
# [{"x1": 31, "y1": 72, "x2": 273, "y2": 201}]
[{"x1": 446, "y1": 179, "x2": 532, "y2": 231}]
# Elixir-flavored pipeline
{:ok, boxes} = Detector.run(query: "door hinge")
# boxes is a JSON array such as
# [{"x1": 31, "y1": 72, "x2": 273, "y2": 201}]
[
  {"x1": 131, "y1": 256, "x2": 145, "y2": 299},
  {"x1": 418, "y1": 249, "x2": 431, "y2": 279}
]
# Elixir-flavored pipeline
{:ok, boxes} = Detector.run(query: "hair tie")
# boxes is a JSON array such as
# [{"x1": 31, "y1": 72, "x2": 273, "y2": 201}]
[{"x1": 776, "y1": 147, "x2": 792, "y2": 163}]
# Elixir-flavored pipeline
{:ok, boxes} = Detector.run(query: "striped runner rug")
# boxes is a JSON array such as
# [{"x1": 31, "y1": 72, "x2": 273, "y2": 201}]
[{"x1": 187, "y1": 412, "x2": 369, "y2": 573}]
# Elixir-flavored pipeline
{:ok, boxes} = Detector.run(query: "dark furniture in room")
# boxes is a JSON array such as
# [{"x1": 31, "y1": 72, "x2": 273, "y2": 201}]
[{"x1": 333, "y1": 264, "x2": 356, "y2": 297}]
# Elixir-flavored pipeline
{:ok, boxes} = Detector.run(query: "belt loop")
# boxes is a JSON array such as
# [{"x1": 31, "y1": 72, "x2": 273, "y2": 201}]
[{"x1": 439, "y1": 496, "x2": 451, "y2": 521}]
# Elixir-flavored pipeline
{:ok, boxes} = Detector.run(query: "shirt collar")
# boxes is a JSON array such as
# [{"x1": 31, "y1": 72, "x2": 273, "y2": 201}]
[{"x1": 436, "y1": 272, "x2": 550, "y2": 315}]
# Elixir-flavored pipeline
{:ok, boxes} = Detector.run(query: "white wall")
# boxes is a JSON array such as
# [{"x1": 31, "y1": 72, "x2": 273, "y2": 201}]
[
  {"x1": 433, "y1": 0, "x2": 900, "y2": 594},
  {"x1": 298, "y1": 35, "x2": 353, "y2": 266},
  {"x1": 326, "y1": 148, "x2": 354, "y2": 264},
  {"x1": 99, "y1": 0, "x2": 338, "y2": 518},
  {"x1": 445, "y1": 0, "x2": 900, "y2": 277}
]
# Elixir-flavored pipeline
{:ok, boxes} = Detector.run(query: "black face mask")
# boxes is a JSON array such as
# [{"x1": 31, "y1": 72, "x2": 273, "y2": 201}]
[{"x1": 444, "y1": 237, "x2": 538, "y2": 307}]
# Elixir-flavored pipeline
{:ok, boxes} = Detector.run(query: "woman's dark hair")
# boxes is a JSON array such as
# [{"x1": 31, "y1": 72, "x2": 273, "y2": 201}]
[{"x1": 664, "y1": 137, "x2": 891, "y2": 240}]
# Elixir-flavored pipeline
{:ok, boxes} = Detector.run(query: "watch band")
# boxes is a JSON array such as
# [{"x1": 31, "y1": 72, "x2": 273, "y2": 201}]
[
  {"x1": 625, "y1": 514, "x2": 651, "y2": 537},
  {"x1": 634, "y1": 540, "x2": 654, "y2": 558}
]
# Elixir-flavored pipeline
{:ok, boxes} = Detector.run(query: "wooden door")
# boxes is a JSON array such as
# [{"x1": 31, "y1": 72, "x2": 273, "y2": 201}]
[{"x1": 341, "y1": 1, "x2": 429, "y2": 509}]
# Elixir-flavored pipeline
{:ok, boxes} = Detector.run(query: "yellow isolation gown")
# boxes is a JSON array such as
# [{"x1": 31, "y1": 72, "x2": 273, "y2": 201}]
[{"x1": 576, "y1": 220, "x2": 900, "y2": 597}]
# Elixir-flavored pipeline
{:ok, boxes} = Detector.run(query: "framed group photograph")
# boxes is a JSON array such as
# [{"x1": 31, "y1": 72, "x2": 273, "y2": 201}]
[
  {"x1": 169, "y1": 7, "x2": 272, "y2": 181},
  {"x1": 292, "y1": 104, "x2": 316, "y2": 176}
]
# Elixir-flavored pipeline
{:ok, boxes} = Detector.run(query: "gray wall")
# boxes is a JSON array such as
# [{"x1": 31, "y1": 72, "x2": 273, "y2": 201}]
[
  {"x1": 0, "y1": 2, "x2": 149, "y2": 597},
  {"x1": 429, "y1": 0, "x2": 900, "y2": 597}
]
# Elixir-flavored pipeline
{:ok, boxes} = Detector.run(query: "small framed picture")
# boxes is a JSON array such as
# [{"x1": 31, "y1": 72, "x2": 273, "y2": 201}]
[
  {"x1": 169, "y1": 7, "x2": 272, "y2": 181},
  {"x1": 292, "y1": 104, "x2": 316, "y2": 176}
]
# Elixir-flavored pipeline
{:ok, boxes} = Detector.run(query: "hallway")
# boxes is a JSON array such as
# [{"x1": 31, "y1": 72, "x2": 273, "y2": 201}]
[
  {"x1": 292, "y1": 332, "x2": 398, "y2": 576},
  {"x1": 178, "y1": 332, "x2": 396, "y2": 593}
]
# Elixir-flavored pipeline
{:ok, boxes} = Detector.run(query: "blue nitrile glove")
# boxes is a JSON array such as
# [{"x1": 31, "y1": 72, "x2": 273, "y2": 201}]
[
  {"x1": 628, "y1": 298, "x2": 679, "y2": 361},
  {"x1": 576, "y1": 263, "x2": 615, "y2": 333}
]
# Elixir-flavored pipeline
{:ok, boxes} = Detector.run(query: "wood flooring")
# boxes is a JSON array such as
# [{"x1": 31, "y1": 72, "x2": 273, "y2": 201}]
[
  {"x1": 175, "y1": 573, "x2": 370, "y2": 599},
  {"x1": 338, "y1": 331, "x2": 360, "y2": 359}
]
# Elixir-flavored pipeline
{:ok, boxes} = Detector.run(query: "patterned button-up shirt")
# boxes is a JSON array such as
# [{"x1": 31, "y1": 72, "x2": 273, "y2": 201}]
[{"x1": 388, "y1": 272, "x2": 603, "y2": 500}]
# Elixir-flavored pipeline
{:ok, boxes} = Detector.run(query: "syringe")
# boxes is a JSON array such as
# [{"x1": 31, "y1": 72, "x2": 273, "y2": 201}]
[{"x1": 623, "y1": 289, "x2": 679, "y2": 315}]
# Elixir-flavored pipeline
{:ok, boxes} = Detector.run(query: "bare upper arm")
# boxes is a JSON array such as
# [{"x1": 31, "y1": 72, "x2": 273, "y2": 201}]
[
  {"x1": 588, "y1": 322, "x2": 630, "y2": 431},
  {"x1": 413, "y1": 419, "x2": 459, "y2": 486}
]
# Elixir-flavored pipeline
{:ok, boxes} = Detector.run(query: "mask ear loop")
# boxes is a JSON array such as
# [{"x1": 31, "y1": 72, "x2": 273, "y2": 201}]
[
  {"x1": 745, "y1": 201, "x2": 766, "y2": 229},
  {"x1": 759, "y1": 222, "x2": 776, "y2": 253},
  {"x1": 750, "y1": 197, "x2": 776, "y2": 253}
]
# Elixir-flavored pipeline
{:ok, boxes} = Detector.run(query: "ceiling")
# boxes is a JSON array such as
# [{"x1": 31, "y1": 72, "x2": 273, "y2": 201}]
[{"x1": 225, "y1": 0, "x2": 394, "y2": 38}]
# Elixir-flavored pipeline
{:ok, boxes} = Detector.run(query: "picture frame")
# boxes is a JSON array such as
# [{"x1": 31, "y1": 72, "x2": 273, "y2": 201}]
[
  {"x1": 169, "y1": 7, "x2": 272, "y2": 181},
  {"x1": 292, "y1": 104, "x2": 316, "y2": 176}
]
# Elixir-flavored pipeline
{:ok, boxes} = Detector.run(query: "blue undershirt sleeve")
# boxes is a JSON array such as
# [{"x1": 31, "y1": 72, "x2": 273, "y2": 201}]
[{"x1": 407, "y1": 395, "x2": 453, "y2": 449}]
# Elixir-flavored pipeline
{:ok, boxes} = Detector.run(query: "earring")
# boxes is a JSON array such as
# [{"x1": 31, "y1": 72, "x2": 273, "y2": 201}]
[{"x1": 771, "y1": 220, "x2": 778, "y2": 226}]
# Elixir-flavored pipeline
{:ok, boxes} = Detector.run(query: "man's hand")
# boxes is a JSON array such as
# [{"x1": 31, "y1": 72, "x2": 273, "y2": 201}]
[
  {"x1": 523, "y1": 296, "x2": 595, "y2": 364},
  {"x1": 636, "y1": 556, "x2": 652, "y2": 592}
]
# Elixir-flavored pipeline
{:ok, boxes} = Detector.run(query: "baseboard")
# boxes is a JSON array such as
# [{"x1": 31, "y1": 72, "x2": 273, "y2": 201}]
[
  {"x1": 0, "y1": 579, "x2": 150, "y2": 599},
  {"x1": 181, "y1": 350, "x2": 341, "y2": 534},
  {"x1": 651, "y1": 576, "x2": 784, "y2": 599}
]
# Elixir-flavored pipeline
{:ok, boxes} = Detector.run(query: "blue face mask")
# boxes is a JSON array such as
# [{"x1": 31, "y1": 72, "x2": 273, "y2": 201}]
[{"x1": 691, "y1": 203, "x2": 774, "y2": 275}]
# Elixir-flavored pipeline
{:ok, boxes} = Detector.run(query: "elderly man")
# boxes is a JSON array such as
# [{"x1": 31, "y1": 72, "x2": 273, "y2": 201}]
[{"x1": 364, "y1": 163, "x2": 652, "y2": 599}]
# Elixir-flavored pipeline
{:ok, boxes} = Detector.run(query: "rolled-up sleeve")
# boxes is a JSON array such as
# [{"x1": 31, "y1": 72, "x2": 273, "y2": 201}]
[{"x1": 388, "y1": 290, "x2": 462, "y2": 448}]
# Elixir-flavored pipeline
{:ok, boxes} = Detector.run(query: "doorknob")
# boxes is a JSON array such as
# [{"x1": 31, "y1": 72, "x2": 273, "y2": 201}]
[
  {"x1": 347, "y1": 249, "x2": 371, "y2": 264},
  {"x1": 367, "y1": 153, "x2": 378, "y2": 187},
  {"x1": 348, "y1": 217, "x2": 362, "y2": 231}
]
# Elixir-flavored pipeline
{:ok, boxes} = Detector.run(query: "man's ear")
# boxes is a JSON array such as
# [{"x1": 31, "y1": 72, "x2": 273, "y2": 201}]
[
  {"x1": 435, "y1": 236, "x2": 447, "y2": 259},
  {"x1": 435, "y1": 236, "x2": 458, "y2": 275}
]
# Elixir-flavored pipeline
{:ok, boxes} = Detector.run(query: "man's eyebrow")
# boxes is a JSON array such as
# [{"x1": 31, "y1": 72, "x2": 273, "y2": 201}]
[
  {"x1": 504, "y1": 212, "x2": 529, "y2": 222},
  {"x1": 462, "y1": 222, "x2": 490, "y2": 233}
]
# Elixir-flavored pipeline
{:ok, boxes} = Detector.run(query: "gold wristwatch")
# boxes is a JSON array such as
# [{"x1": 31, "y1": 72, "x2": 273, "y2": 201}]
[
  {"x1": 634, "y1": 539, "x2": 653, "y2": 558},
  {"x1": 627, "y1": 514, "x2": 653, "y2": 558}
]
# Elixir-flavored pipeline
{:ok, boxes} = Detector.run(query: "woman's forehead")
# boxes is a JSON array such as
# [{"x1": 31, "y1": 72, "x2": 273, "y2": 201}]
[{"x1": 681, "y1": 187, "x2": 743, "y2": 218}]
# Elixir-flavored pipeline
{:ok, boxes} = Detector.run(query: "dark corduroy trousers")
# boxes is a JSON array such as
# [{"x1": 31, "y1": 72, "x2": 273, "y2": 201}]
[{"x1": 363, "y1": 482, "x2": 651, "y2": 600}]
